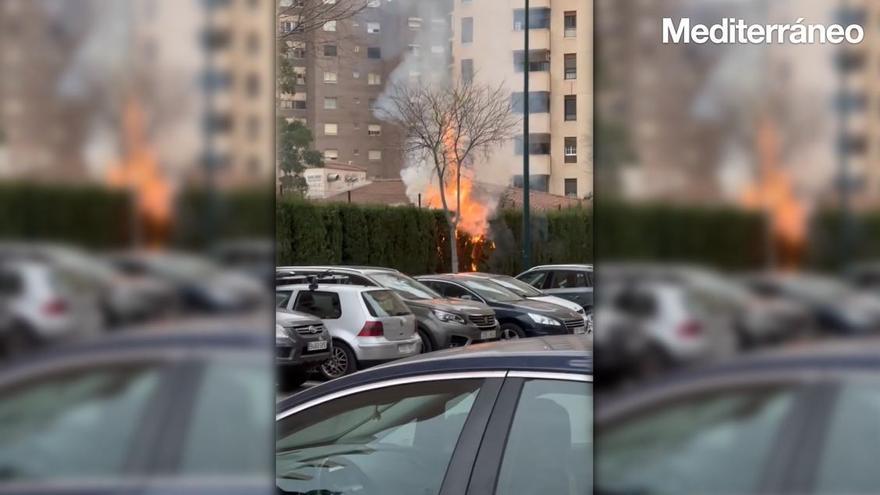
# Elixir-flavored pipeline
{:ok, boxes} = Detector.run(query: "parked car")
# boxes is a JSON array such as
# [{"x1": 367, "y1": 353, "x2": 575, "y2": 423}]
[
  {"x1": 416, "y1": 274, "x2": 587, "y2": 339},
  {"x1": 0, "y1": 327, "x2": 273, "y2": 494},
  {"x1": 596, "y1": 339, "x2": 880, "y2": 495},
  {"x1": 0, "y1": 242, "x2": 175, "y2": 326},
  {"x1": 742, "y1": 272, "x2": 880, "y2": 336},
  {"x1": 276, "y1": 283, "x2": 421, "y2": 379},
  {"x1": 516, "y1": 264, "x2": 594, "y2": 309},
  {"x1": 111, "y1": 251, "x2": 264, "y2": 314},
  {"x1": 0, "y1": 260, "x2": 104, "y2": 355},
  {"x1": 462, "y1": 272, "x2": 590, "y2": 331},
  {"x1": 276, "y1": 335, "x2": 591, "y2": 495},
  {"x1": 596, "y1": 280, "x2": 717, "y2": 379},
  {"x1": 276, "y1": 309, "x2": 332, "y2": 390},
  {"x1": 276, "y1": 266, "x2": 500, "y2": 352}
]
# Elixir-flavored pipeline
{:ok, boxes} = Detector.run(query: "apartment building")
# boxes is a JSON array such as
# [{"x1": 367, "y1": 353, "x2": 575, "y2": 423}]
[
  {"x1": 278, "y1": 0, "x2": 452, "y2": 179},
  {"x1": 451, "y1": 0, "x2": 592, "y2": 198}
]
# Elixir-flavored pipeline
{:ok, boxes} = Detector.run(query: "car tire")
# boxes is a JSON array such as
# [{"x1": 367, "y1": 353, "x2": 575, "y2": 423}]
[
  {"x1": 278, "y1": 368, "x2": 310, "y2": 392},
  {"x1": 417, "y1": 328, "x2": 435, "y2": 353},
  {"x1": 637, "y1": 344, "x2": 671, "y2": 379},
  {"x1": 320, "y1": 341, "x2": 357, "y2": 380},
  {"x1": 500, "y1": 323, "x2": 526, "y2": 340},
  {"x1": 1, "y1": 324, "x2": 37, "y2": 358}
]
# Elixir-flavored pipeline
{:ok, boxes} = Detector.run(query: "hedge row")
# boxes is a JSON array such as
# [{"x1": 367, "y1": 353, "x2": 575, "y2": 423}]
[
  {"x1": 173, "y1": 188, "x2": 274, "y2": 248},
  {"x1": 809, "y1": 210, "x2": 880, "y2": 270},
  {"x1": 0, "y1": 183, "x2": 132, "y2": 247}
]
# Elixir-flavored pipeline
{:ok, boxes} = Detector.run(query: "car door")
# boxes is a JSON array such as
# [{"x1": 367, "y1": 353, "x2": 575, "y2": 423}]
[
  {"x1": 545, "y1": 270, "x2": 593, "y2": 309},
  {"x1": 276, "y1": 373, "x2": 505, "y2": 495},
  {"x1": 466, "y1": 372, "x2": 592, "y2": 495}
]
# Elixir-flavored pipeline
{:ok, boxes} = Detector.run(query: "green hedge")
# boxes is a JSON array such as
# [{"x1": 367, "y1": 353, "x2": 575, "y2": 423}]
[
  {"x1": 809, "y1": 210, "x2": 880, "y2": 270},
  {"x1": 173, "y1": 188, "x2": 274, "y2": 248},
  {"x1": 0, "y1": 183, "x2": 132, "y2": 247}
]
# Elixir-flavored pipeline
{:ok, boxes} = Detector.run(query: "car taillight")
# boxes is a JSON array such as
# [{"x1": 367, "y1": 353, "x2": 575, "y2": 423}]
[
  {"x1": 358, "y1": 321, "x2": 384, "y2": 337},
  {"x1": 43, "y1": 299, "x2": 68, "y2": 316},
  {"x1": 678, "y1": 320, "x2": 703, "y2": 338}
]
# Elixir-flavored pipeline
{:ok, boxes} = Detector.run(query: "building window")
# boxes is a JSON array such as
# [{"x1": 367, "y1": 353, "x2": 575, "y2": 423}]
[
  {"x1": 514, "y1": 134, "x2": 552, "y2": 155},
  {"x1": 461, "y1": 59, "x2": 474, "y2": 83},
  {"x1": 323, "y1": 44, "x2": 337, "y2": 56},
  {"x1": 324, "y1": 149, "x2": 339, "y2": 160},
  {"x1": 353, "y1": 148, "x2": 360, "y2": 156},
  {"x1": 353, "y1": 97, "x2": 361, "y2": 105},
  {"x1": 368, "y1": 98, "x2": 377, "y2": 109},
  {"x1": 368, "y1": 150, "x2": 382, "y2": 161},
  {"x1": 323, "y1": 71, "x2": 338, "y2": 83},
  {"x1": 324, "y1": 123, "x2": 338, "y2": 136},
  {"x1": 323, "y1": 0, "x2": 337, "y2": 4},
  {"x1": 409, "y1": 44, "x2": 421, "y2": 56},
  {"x1": 324, "y1": 97, "x2": 337, "y2": 110},
  {"x1": 293, "y1": 66, "x2": 306, "y2": 85},
  {"x1": 353, "y1": 70, "x2": 361, "y2": 79},
  {"x1": 511, "y1": 92, "x2": 551, "y2": 113},
  {"x1": 367, "y1": 22, "x2": 380, "y2": 33},
  {"x1": 293, "y1": 100, "x2": 306, "y2": 109},
  {"x1": 513, "y1": 8, "x2": 551, "y2": 30},
  {"x1": 512, "y1": 175, "x2": 550, "y2": 192},
  {"x1": 564, "y1": 53, "x2": 577, "y2": 80},
  {"x1": 367, "y1": 0, "x2": 380, "y2": 7},
  {"x1": 323, "y1": 20, "x2": 337, "y2": 32},
  {"x1": 462, "y1": 17, "x2": 474, "y2": 43},
  {"x1": 564, "y1": 95, "x2": 577, "y2": 121},
  {"x1": 564, "y1": 11, "x2": 576, "y2": 37},
  {"x1": 513, "y1": 49, "x2": 550, "y2": 72},
  {"x1": 368, "y1": 124, "x2": 381, "y2": 136},
  {"x1": 288, "y1": 40, "x2": 306, "y2": 59},
  {"x1": 564, "y1": 137, "x2": 577, "y2": 163},
  {"x1": 431, "y1": 45, "x2": 445, "y2": 55},
  {"x1": 564, "y1": 178, "x2": 578, "y2": 198},
  {"x1": 408, "y1": 17, "x2": 422, "y2": 30},
  {"x1": 367, "y1": 47, "x2": 381, "y2": 59},
  {"x1": 368, "y1": 73, "x2": 382, "y2": 85}
]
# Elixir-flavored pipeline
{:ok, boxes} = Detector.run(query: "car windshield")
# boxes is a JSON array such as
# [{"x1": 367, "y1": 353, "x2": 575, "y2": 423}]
[
  {"x1": 458, "y1": 278, "x2": 522, "y2": 303},
  {"x1": 485, "y1": 275, "x2": 543, "y2": 297},
  {"x1": 369, "y1": 271, "x2": 441, "y2": 300}
]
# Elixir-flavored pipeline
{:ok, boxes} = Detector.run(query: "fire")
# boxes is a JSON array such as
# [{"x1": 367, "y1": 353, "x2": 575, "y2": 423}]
[
  {"x1": 421, "y1": 126, "x2": 496, "y2": 271},
  {"x1": 741, "y1": 117, "x2": 807, "y2": 268},
  {"x1": 106, "y1": 99, "x2": 173, "y2": 247}
]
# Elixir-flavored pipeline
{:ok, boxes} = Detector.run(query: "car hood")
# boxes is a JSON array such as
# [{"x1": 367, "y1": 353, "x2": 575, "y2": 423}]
[
  {"x1": 529, "y1": 295, "x2": 584, "y2": 314},
  {"x1": 406, "y1": 297, "x2": 494, "y2": 316},
  {"x1": 495, "y1": 298, "x2": 581, "y2": 319},
  {"x1": 276, "y1": 310, "x2": 323, "y2": 327}
]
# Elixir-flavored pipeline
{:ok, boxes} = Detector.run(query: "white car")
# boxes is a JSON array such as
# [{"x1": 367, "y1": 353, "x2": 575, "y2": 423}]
[
  {"x1": 0, "y1": 261, "x2": 104, "y2": 354},
  {"x1": 277, "y1": 283, "x2": 421, "y2": 379}
]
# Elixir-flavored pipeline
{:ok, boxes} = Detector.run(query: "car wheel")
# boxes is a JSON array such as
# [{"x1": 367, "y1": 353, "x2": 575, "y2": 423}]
[
  {"x1": 320, "y1": 341, "x2": 357, "y2": 380},
  {"x1": 278, "y1": 368, "x2": 310, "y2": 392},
  {"x1": 500, "y1": 323, "x2": 526, "y2": 340},
  {"x1": 2, "y1": 325, "x2": 37, "y2": 358},
  {"x1": 417, "y1": 329, "x2": 435, "y2": 353}
]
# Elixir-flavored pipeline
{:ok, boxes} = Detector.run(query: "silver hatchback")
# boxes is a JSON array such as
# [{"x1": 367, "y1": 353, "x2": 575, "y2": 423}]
[{"x1": 277, "y1": 284, "x2": 421, "y2": 379}]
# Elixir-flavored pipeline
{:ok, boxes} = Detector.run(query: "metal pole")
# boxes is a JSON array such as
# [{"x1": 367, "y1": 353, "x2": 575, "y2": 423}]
[
  {"x1": 522, "y1": 0, "x2": 532, "y2": 269},
  {"x1": 837, "y1": 2, "x2": 854, "y2": 270}
]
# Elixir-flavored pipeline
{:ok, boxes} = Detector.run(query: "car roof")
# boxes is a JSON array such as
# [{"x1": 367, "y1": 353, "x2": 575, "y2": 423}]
[
  {"x1": 277, "y1": 335, "x2": 592, "y2": 413},
  {"x1": 416, "y1": 273, "x2": 466, "y2": 281},
  {"x1": 276, "y1": 265, "x2": 399, "y2": 274},
  {"x1": 276, "y1": 283, "x2": 387, "y2": 293},
  {"x1": 525, "y1": 264, "x2": 593, "y2": 271}
]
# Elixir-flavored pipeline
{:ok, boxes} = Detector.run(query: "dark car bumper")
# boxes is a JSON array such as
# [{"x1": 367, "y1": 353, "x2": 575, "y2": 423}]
[{"x1": 276, "y1": 334, "x2": 331, "y2": 368}]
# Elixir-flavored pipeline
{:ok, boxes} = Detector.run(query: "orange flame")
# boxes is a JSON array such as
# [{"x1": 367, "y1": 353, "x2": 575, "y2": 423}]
[{"x1": 106, "y1": 100, "x2": 173, "y2": 247}]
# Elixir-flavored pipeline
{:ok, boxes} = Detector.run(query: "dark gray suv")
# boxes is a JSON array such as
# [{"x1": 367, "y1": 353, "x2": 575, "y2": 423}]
[
  {"x1": 276, "y1": 266, "x2": 500, "y2": 352},
  {"x1": 517, "y1": 264, "x2": 594, "y2": 310},
  {"x1": 276, "y1": 309, "x2": 332, "y2": 389}
]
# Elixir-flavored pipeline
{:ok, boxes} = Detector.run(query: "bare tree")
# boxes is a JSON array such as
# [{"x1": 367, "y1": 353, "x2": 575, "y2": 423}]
[
  {"x1": 277, "y1": 0, "x2": 371, "y2": 41},
  {"x1": 379, "y1": 81, "x2": 518, "y2": 272}
]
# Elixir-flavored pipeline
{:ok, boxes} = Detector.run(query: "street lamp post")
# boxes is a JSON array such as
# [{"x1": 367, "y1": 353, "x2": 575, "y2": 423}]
[{"x1": 522, "y1": 0, "x2": 532, "y2": 270}]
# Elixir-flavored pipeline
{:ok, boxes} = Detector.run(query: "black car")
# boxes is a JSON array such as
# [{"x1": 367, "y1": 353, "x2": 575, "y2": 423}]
[
  {"x1": 0, "y1": 328, "x2": 273, "y2": 494},
  {"x1": 276, "y1": 336, "x2": 591, "y2": 495},
  {"x1": 416, "y1": 274, "x2": 586, "y2": 339},
  {"x1": 276, "y1": 309, "x2": 332, "y2": 390},
  {"x1": 596, "y1": 339, "x2": 880, "y2": 495},
  {"x1": 277, "y1": 266, "x2": 501, "y2": 351},
  {"x1": 517, "y1": 264, "x2": 594, "y2": 310}
]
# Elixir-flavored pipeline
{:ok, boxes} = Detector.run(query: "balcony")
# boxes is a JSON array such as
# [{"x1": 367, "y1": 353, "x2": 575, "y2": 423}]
[{"x1": 511, "y1": 28, "x2": 550, "y2": 51}]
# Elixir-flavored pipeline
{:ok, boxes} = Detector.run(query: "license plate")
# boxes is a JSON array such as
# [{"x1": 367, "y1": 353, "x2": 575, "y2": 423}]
[
  {"x1": 307, "y1": 340, "x2": 328, "y2": 351},
  {"x1": 398, "y1": 343, "x2": 416, "y2": 354},
  {"x1": 480, "y1": 330, "x2": 497, "y2": 340},
  {"x1": 573, "y1": 326, "x2": 587, "y2": 335}
]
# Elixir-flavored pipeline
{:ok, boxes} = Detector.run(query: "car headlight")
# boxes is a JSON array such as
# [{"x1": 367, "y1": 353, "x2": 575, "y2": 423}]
[
  {"x1": 576, "y1": 307, "x2": 585, "y2": 315},
  {"x1": 528, "y1": 313, "x2": 562, "y2": 326},
  {"x1": 275, "y1": 325, "x2": 288, "y2": 339},
  {"x1": 433, "y1": 310, "x2": 466, "y2": 325}
]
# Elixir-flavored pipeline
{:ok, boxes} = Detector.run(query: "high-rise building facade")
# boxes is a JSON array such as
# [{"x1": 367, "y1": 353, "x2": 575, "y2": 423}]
[{"x1": 451, "y1": 0, "x2": 592, "y2": 198}]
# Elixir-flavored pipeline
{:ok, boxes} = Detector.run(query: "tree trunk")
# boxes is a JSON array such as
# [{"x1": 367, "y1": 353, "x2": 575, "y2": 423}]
[{"x1": 448, "y1": 220, "x2": 459, "y2": 273}]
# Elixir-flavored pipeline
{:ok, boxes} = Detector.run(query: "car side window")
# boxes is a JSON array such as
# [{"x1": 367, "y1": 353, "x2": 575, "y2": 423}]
[
  {"x1": 518, "y1": 270, "x2": 549, "y2": 289},
  {"x1": 277, "y1": 379, "x2": 484, "y2": 495},
  {"x1": 276, "y1": 291, "x2": 293, "y2": 308},
  {"x1": 548, "y1": 270, "x2": 590, "y2": 289},
  {"x1": 0, "y1": 362, "x2": 166, "y2": 481},
  {"x1": 595, "y1": 385, "x2": 800, "y2": 495},
  {"x1": 293, "y1": 290, "x2": 342, "y2": 319},
  {"x1": 495, "y1": 379, "x2": 592, "y2": 495},
  {"x1": 815, "y1": 382, "x2": 880, "y2": 493}
]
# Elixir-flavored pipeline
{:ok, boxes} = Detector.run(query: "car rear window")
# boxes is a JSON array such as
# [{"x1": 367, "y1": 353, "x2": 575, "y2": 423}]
[
  {"x1": 293, "y1": 291, "x2": 342, "y2": 319},
  {"x1": 362, "y1": 290, "x2": 411, "y2": 317},
  {"x1": 0, "y1": 269, "x2": 21, "y2": 296}
]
